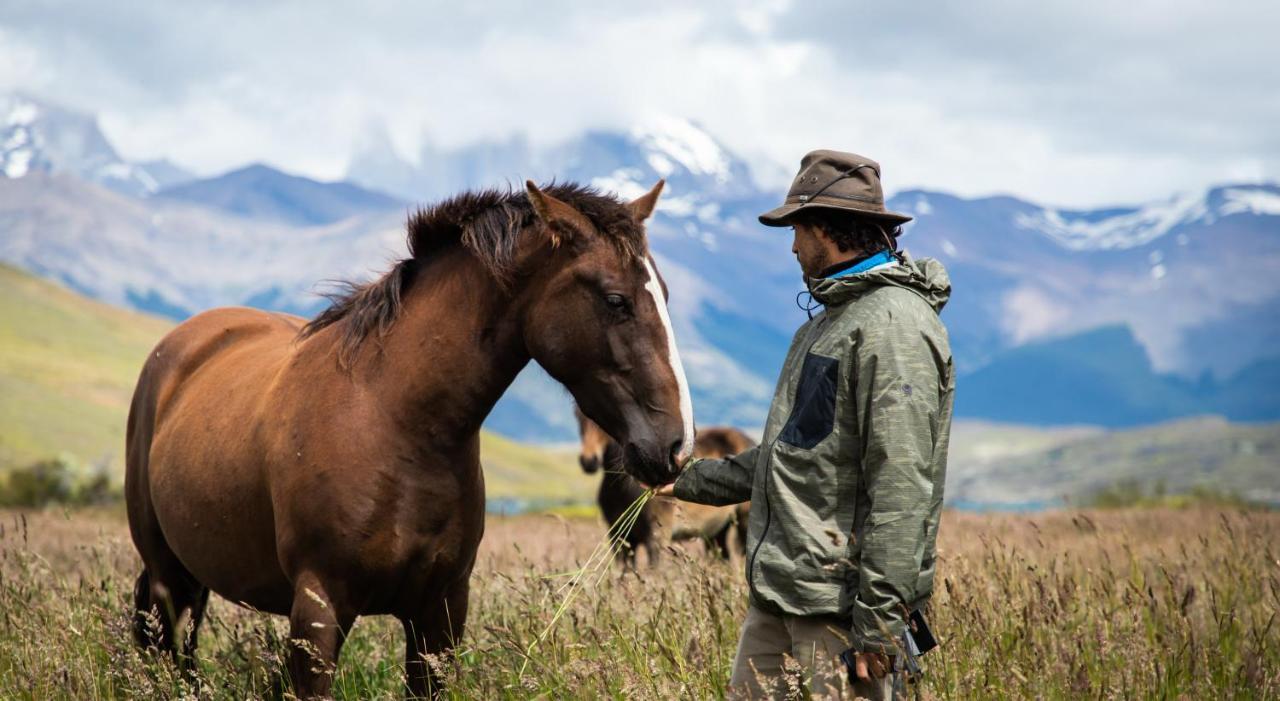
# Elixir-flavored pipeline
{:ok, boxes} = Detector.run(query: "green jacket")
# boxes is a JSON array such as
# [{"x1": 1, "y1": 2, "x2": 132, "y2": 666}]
[{"x1": 674, "y1": 251, "x2": 954, "y2": 652}]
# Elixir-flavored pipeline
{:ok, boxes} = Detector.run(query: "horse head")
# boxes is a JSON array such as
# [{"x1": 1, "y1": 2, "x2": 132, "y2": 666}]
[{"x1": 521, "y1": 179, "x2": 693, "y2": 487}]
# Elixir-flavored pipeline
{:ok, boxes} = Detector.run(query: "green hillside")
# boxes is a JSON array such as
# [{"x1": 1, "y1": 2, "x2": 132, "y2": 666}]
[
  {"x1": 0, "y1": 264, "x2": 172, "y2": 470},
  {"x1": 0, "y1": 265, "x2": 590, "y2": 502}
]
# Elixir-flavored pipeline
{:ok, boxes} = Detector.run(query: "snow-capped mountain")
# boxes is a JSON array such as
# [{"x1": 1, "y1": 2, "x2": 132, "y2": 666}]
[
  {"x1": 2, "y1": 99, "x2": 1277, "y2": 439},
  {"x1": 349, "y1": 116, "x2": 759, "y2": 206},
  {"x1": 1011, "y1": 186, "x2": 1280, "y2": 251},
  {"x1": 889, "y1": 184, "x2": 1280, "y2": 380},
  {"x1": 1, "y1": 93, "x2": 192, "y2": 197}
]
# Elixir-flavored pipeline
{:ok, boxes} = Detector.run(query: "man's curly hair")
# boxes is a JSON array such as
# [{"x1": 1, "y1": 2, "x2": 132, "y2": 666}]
[{"x1": 793, "y1": 208, "x2": 901, "y2": 255}]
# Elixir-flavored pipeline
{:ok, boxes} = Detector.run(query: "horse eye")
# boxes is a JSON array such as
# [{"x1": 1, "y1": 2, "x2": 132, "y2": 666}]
[{"x1": 604, "y1": 293, "x2": 628, "y2": 311}]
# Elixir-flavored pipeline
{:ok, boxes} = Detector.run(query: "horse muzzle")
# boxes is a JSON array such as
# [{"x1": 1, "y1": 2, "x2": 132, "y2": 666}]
[
  {"x1": 578, "y1": 454, "x2": 602, "y2": 474},
  {"x1": 622, "y1": 437, "x2": 685, "y2": 487}
]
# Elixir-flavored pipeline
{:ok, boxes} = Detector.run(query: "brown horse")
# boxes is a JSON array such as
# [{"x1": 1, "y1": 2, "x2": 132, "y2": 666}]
[
  {"x1": 575, "y1": 408, "x2": 753, "y2": 563},
  {"x1": 125, "y1": 179, "x2": 694, "y2": 699}
]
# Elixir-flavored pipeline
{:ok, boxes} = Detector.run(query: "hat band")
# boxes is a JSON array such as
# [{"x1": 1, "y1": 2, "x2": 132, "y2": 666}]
[{"x1": 788, "y1": 191, "x2": 883, "y2": 205}]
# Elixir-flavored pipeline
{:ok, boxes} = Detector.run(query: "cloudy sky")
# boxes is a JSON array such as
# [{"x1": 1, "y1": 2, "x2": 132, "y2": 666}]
[{"x1": 2, "y1": 0, "x2": 1276, "y2": 207}]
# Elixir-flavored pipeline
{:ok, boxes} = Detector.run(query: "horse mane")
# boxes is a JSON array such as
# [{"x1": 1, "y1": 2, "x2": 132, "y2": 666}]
[{"x1": 300, "y1": 182, "x2": 644, "y2": 366}]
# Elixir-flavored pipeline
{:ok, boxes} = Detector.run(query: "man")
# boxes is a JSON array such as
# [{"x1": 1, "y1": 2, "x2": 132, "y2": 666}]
[{"x1": 660, "y1": 150, "x2": 954, "y2": 699}]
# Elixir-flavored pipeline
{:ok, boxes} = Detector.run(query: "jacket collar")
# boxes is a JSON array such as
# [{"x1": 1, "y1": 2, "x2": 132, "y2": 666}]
[
  {"x1": 817, "y1": 249, "x2": 898, "y2": 279},
  {"x1": 805, "y1": 250, "x2": 951, "y2": 312}
]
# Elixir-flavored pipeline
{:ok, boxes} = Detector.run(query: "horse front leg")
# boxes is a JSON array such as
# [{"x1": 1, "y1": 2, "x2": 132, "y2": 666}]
[
  {"x1": 401, "y1": 584, "x2": 469, "y2": 700},
  {"x1": 287, "y1": 573, "x2": 354, "y2": 700}
]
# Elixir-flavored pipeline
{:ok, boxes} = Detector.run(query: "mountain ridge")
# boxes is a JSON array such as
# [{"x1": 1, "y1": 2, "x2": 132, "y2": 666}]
[{"x1": 155, "y1": 162, "x2": 405, "y2": 226}]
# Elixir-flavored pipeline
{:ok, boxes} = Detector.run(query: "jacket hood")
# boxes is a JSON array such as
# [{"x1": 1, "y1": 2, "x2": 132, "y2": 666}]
[{"x1": 807, "y1": 250, "x2": 951, "y2": 313}]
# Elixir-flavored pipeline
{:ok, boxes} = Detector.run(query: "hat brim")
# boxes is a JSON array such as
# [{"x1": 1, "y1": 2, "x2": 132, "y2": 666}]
[{"x1": 758, "y1": 201, "x2": 914, "y2": 228}]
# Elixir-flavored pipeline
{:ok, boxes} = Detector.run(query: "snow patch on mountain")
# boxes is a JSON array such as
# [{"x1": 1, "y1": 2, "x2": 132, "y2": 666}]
[
  {"x1": 630, "y1": 116, "x2": 731, "y2": 183},
  {"x1": 1014, "y1": 190, "x2": 1208, "y2": 251},
  {"x1": 2, "y1": 95, "x2": 39, "y2": 177},
  {"x1": 590, "y1": 168, "x2": 649, "y2": 200},
  {"x1": 1012, "y1": 184, "x2": 1280, "y2": 252},
  {"x1": 1220, "y1": 187, "x2": 1280, "y2": 216},
  {"x1": 6, "y1": 98, "x2": 38, "y2": 127},
  {"x1": 0, "y1": 92, "x2": 190, "y2": 197}
]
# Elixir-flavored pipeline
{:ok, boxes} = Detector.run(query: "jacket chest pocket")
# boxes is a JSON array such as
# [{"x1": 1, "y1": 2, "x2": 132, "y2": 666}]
[{"x1": 778, "y1": 353, "x2": 840, "y2": 449}]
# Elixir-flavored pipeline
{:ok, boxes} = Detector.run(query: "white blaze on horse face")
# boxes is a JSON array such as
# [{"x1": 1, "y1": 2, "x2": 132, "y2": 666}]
[{"x1": 642, "y1": 256, "x2": 695, "y2": 464}]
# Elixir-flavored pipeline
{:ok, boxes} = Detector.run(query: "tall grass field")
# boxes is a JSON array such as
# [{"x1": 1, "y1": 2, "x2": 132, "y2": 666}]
[
  {"x1": 0, "y1": 506, "x2": 1275, "y2": 699},
  {"x1": 2, "y1": 264, "x2": 1277, "y2": 699}
]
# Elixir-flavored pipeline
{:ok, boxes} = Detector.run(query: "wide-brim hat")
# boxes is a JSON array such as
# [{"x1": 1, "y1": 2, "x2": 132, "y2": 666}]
[{"x1": 759, "y1": 149, "x2": 913, "y2": 227}]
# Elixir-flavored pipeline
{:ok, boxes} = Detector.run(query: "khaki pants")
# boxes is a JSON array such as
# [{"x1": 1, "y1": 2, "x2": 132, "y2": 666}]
[{"x1": 729, "y1": 603, "x2": 897, "y2": 700}]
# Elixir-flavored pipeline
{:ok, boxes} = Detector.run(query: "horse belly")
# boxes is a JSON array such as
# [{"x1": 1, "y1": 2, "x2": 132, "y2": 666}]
[
  {"x1": 145, "y1": 328, "x2": 297, "y2": 613},
  {"x1": 149, "y1": 414, "x2": 293, "y2": 611},
  {"x1": 290, "y1": 456, "x2": 487, "y2": 617}
]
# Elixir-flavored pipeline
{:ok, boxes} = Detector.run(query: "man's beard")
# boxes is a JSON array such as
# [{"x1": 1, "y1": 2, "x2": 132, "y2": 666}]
[{"x1": 801, "y1": 249, "x2": 834, "y2": 279}]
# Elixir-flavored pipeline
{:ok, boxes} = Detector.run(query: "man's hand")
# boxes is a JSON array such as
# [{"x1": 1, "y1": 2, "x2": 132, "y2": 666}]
[
  {"x1": 647, "y1": 454, "x2": 694, "y2": 496},
  {"x1": 844, "y1": 650, "x2": 891, "y2": 682}
]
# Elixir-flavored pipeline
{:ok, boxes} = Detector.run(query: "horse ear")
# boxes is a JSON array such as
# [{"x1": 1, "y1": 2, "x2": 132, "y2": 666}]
[
  {"x1": 627, "y1": 179, "x2": 665, "y2": 221},
  {"x1": 526, "y1": 180, "x2": 593, "y2": 247}
]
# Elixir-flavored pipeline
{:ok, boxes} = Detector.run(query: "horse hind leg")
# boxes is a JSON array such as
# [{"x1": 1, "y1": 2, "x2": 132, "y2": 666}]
[
  {"x1": 132, "y1": 564, "x2": 209, "y2": 670},
  {"x1": 129, "y1": 488, "x2": 210, "y2": 668},
  {"x1": 131, "y1": 569, "x2": 157, "y2": 649},
  {"x1": 181, "y1": 586, "x2": 211, "y2": 662}
]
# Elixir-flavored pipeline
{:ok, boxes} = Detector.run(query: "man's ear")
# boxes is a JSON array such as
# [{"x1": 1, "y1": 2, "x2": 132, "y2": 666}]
[
  {"x1": 627, "y1": 179, "x2": 665, "y2": 221},
  {"x1": 526, "y1": 180, "x2": 594, "y2": 247}
]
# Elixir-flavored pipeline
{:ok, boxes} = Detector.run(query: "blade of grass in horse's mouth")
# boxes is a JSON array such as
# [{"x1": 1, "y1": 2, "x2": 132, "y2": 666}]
[{"x1": 518, "y1": 488, "x2": 655, "y2": 679}]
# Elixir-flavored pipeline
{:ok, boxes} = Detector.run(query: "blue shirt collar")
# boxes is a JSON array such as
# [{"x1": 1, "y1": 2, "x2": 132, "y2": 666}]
[{"x1": 822, "y1": 249, "x2": 898, "y2": 279}]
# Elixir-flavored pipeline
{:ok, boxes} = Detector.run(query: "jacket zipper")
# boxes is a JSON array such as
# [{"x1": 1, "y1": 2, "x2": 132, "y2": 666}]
[
  {"x1": 747, "y1": 316, "x2": 829, "y2": 600},
  {"x1": 746, "y1": 444, "x2": 772, "y2": 597}
]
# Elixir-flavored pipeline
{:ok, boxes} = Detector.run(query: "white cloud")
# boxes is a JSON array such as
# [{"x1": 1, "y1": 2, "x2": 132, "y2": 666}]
[{"x1": 0, "y1": 1, "x2": 1276, "y2": 206}]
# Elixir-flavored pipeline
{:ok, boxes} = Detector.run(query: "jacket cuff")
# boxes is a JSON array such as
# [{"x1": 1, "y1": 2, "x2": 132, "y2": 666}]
[
  {"x1": 849, "y1": 607, "x2": 906, "y2": 653},
  {"x1": 671, "y1": 458, "x2": 706, "y2": 501}
]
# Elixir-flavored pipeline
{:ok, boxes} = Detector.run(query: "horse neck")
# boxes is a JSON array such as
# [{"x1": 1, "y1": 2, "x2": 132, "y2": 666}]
[{"x1": 356, "y1": 250, "x2": 531, "y2": 449}]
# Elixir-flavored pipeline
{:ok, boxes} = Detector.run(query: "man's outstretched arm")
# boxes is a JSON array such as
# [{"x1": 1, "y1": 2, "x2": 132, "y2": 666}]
[{"x1": 661, "y1": 446, "x2": 759, "y2": 505}]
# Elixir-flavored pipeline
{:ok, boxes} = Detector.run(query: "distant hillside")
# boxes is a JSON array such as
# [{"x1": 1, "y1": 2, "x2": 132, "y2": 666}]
[
  {"x1": 946, "y1": 416, "x2": 1280, "y2": 507},
  {"x1": 0, "y1": 265, "x2": 591, "y2": 504},
  {"x1": 0, "y1": 263, "x2": 171, "y2": 470},
  {"x1": 156, "y1": 163, "x2": 404, "y2": 226}
]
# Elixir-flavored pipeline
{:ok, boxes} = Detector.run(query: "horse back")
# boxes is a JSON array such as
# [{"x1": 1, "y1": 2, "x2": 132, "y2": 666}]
[{"x1": 128, "y1": 306, "x2": 306, "y2": 472}]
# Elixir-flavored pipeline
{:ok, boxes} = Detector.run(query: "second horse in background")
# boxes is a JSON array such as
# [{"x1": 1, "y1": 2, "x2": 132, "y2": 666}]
[{"x1": 575, "y1": 407, "x2": 753, "y2": 566}]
